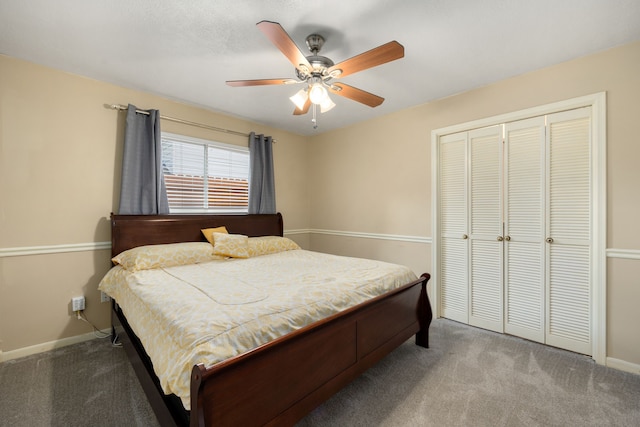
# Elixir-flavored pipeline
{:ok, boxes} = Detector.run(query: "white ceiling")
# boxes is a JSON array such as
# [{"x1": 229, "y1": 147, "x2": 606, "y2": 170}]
[{"x1": 1, "y1": 0, "x2": 639, "y2": 136}]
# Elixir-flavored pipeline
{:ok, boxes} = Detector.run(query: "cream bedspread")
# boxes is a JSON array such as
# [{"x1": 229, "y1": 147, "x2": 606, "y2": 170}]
[{"x1": 98, "y1": 249, "x2": 417, "y2": 409}]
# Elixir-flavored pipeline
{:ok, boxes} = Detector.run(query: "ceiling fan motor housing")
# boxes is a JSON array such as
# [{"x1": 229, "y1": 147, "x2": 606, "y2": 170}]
[
  {"x1": 295, "y1": 34, "x2": 335, "y2": 81},
  {"x1": 296, "y1": 55, "x2": 334, "y2": 80},
  {"x1": 306, "y1": 34, "x2": 325, "y2": 53}
]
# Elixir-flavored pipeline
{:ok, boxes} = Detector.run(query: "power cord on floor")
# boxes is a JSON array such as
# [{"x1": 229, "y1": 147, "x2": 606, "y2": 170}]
[
  {"x1": 74, "y1": 310, "x2": 119, "y2": 345},
  {"x1": 111, "y1": 331, "x2": 122, "y2": 347}
]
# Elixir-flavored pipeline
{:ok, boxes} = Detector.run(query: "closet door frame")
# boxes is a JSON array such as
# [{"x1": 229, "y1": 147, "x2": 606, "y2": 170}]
[{"x1": 431, "y1": 92, "x2": 607, "y2": 364}]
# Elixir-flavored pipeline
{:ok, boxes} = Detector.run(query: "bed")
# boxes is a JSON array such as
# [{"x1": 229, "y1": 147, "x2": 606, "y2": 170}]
[{"x1": 103, "y1": 212, "x2": 432, "y2": 427}]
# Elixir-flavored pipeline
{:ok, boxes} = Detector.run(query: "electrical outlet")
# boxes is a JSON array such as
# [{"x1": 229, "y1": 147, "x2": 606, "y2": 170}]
[
  {"x1": 72, "y1": 296, "x2": 85, "y2": 311},
  {"x1": 100, "y1": 291, "x2": 111, "y2": 303}
]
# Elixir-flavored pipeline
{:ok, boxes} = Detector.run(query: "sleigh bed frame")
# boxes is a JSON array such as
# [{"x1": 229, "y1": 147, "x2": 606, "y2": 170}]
[{"x1": 109, "y1": 212, "x2": 432, "y2": 427}]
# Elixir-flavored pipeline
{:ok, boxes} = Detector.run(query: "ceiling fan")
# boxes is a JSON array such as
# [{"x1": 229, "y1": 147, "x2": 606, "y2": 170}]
[{"x1": 226, "y1": 21, "x2": 404, "y2": 126}]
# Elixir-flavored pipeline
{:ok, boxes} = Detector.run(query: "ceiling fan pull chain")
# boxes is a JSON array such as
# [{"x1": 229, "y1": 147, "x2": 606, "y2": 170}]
[{"x1": 312, "y1": 104, "x2": 318, "y2": 129}]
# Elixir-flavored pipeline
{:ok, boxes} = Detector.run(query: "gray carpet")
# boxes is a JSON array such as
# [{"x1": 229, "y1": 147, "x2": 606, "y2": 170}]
[
  {"x1": 299, "y1": 319, "x2": 640, "y2": 426},
  {"x1": 1, "y1": 319, "x2": 639, "y2": 426},
  {"x1": 0, "y1": 336, "x2": 157, "y2": 427}
]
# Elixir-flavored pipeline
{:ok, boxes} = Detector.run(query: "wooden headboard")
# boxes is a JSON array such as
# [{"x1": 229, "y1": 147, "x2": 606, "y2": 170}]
[{"x1": 110, "y1": 212, "x2": 283, "y2": 257}]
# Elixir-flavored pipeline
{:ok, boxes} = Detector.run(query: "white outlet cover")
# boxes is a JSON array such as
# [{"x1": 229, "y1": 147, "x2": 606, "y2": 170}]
[{"x1": 72, "y1": 296, "x2": 85, "y2": 311}]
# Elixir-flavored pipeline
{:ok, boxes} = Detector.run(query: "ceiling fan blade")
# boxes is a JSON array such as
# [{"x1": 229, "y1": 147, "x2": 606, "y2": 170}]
[
  {"x1": 329, "y1": 83, "x2": 384, "y2": 108},
  {"x1": 256, "y1": 21, "x2": 312, "y2": 72},
  {"x1": 293, "y1": 97, "x2": 311, "y2": 115},
  {"x1": 226, "y1": 78, "x2": 298, "y2": 87},
  {"x1": 327, "y1": 41, "x2": 404, "y2": 78}
]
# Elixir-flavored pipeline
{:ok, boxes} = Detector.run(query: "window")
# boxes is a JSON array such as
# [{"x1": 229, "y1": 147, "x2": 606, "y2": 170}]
[{"x1": 161, "y1": 133, "x2": 249, "y2": 213}]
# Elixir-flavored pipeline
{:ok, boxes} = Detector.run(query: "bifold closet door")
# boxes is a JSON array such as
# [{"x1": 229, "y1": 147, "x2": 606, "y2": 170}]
[
  {"x1": 436, "y1": 105, "x2": 595, "y2": 356},
  {"x1": 438, "y1": 132, "x2": 468, "y2": 323},
  {"x1": 545, "y1": 107, "x2": 592, "y2": 355},
  {"x1": 504, "y1": 117, "x2": 546, "y2": 343},
  {"x1": 468, "y1": 126, "x2": 503, "y2": 332}
]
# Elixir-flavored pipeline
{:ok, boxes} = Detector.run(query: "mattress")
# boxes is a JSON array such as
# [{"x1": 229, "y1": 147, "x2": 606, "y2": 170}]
[{"x1": 99, "y1": 249, "x2": 417, "y2": 409}]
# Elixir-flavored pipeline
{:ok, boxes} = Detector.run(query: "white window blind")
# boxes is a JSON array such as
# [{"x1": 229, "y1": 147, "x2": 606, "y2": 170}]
[{"x1": 161, "y1": 133, "x2": 249, "y2": 213}]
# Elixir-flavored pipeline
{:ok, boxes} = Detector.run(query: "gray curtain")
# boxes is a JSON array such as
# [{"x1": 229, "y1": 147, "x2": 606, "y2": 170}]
[
  {"x1": 248, "y1": 132, "x2": 276, "y2": 214},
  {"x1": 118, "y1": 104, "x2": 170, "y2": 214}
]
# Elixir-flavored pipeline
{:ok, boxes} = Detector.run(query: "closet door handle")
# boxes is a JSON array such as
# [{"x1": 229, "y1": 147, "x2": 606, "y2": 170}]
[
  {"x1": 546, "y1": 237, "x2": 554, "y2": 243},
  {"x1": 497, "y1": 236, "x2": 504, "y2": 241},
  {"x1": 462, "y1": 234, "x2": 468, "y2": 239},
  {"x1": 504, "y1": 235, "x2": 511, "y2": 241}
]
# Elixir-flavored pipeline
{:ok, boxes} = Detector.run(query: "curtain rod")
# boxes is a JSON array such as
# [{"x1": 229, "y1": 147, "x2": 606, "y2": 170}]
[{"x1": 108, "y1": 104, "x2": 276, "y2": 142}]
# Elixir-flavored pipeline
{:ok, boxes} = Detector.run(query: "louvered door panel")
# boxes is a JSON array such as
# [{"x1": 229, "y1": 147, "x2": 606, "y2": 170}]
[
  {"x1": 546, "y1": 245, "x2": 591, "y2": 354},
  {"x1": 546, "y1": 107, "x2": 592, "y2": 355},
  {"x1": 470, "y1": 128, "x2": 502, "y2": 237},
  {"x1": 504, "y1": 117, "x2": 545, "y2": 342},
  {"x1": 548, "y1": 113, "x2": 591, "y2": 242},
  {"x1": 441, "y1": 238, "x2": 468, "y2": 322},
  {"x1": 438, "y1": 132, "x2": 468, "y2": 323},
  {"x1": 468, "y1": 126, "x2": 503, "y2": 332},
  {"x1": 505, "y1": 242, "x2": 543, "y2": 337},
  {"x1": 470, "y1": 240, "x2": 502, "y2": 329},
  {"x1": 440, "y1": 134, "x2": 467, "y2": 237}
]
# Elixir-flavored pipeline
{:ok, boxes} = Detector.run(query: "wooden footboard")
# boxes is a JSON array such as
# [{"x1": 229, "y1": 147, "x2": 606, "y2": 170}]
[{"x1": 190, "y1": 273, "x2": 431, "y2": 427}]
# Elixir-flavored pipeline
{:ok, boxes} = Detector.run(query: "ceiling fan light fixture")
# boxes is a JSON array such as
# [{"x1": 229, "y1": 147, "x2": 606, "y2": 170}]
[
  {"x1": 289, "y1": 88, "x2": 308, "y2": 110},
  {"x1": 309, "y1": 82, "x2": 328, "y2": 105},
  {"x1": 320, "y1": 96, "x2": 336, "y2": 113}
]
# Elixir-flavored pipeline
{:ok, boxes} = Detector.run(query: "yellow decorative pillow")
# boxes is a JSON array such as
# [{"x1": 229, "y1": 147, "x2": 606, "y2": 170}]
[
  {"x1": 112, "y1": 242, "x2": 218, "y2": 271},
  {"x1": 248, "y1": 236, "x2": 300, "y2": 257},
  {"x1": 201, "y1": 226, "x2": 228, "y2": 245},
  {"x1": 212, "y1": 233, "x2": 250, "y2": 258}
]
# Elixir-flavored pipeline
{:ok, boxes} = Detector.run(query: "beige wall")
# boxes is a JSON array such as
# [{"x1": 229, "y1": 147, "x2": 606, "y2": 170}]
[
  {"x1": 1, "y1": 40, "x2": 639, "y2": 368},
  {"x1": 308, "y1": 41, "x2": 640, "y2": 366},
  {"x1": 0, "y1": 55, "x2": 309, "y2": 353}
]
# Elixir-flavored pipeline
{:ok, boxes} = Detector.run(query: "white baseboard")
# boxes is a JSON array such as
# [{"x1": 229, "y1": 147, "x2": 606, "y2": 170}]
[
  {"x1": 607, "y1": 356, "x2": 640, "y2": 375},
  {"x1": 1, "y1": 329, "x2": 111, "y2": 362}
]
